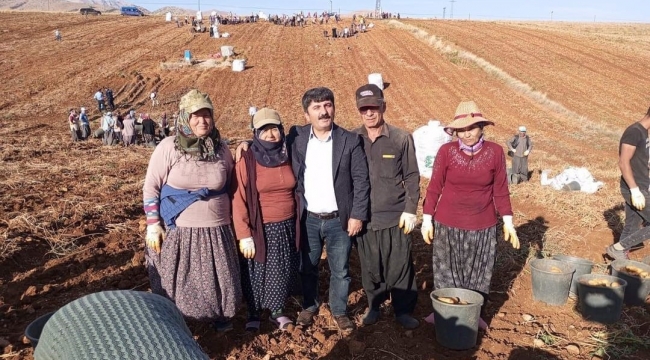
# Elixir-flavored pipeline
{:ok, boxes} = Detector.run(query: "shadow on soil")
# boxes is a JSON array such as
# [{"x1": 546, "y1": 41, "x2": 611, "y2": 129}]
[
  {"x1": 603, "y1": 204, "x2": 625, "y2": 243},
  {"x1": 486, "y1": 216, "x2": 549, "y2": 327}
]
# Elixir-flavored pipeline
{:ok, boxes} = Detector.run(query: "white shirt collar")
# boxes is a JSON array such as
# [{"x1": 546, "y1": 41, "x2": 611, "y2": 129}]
[{"x1": 309, "y1": 124, "x2": 333, "y2": 141}]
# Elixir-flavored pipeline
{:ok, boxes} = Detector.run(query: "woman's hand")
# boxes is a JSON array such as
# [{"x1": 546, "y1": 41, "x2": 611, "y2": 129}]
[
  {"x1": 420, "y1": 214, "x2": 434, "y2": 244},
  {"x1": 239, "y1": 237, "x2": 255, "y2": 259},
  {"x1": 234, "y1": 141, "x2": 250, "y2": 163},
  {"x1": 146, "y1": 222, "x2": 166, "y2": 253},
  {"x1": 502, "y1": 215, "x2": 520, "y2": 249}
]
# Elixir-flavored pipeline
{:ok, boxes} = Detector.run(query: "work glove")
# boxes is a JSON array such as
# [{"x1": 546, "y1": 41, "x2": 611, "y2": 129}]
[
  {"x1": 508, "y1": 148, "x2": 515, "y2": 153},
  {"x1": 523, "y1": 150, "x2": 530, "y2": 156},
  {"x1": 398, "y1": 212, "x2": 417, "y2": 234},
  {"x1": 239, "y1": 237, "x2": 255, "y2": 259},
  {"x1": 421, "y1": 214, "x2": 434, "y2": 245},
  {"x1": 630, "y1": 187, "x2": 646, "y2": 211},
  {"x1": 146, "y1": 222, "x2": 165, "y2": 254},
  {"x1": 502, "y1": 215, "x2": 520, "y2": 249}
]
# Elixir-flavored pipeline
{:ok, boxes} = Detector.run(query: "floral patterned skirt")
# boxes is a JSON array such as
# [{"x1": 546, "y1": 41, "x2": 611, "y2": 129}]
[{"x1": 146, "y1": 225, "x2": 242, "y2": 322}]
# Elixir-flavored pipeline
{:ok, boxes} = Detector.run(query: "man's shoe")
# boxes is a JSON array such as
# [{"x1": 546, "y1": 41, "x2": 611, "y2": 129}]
[
  {"x1": 606, "y1": 245, "x2": 629, "y2": 260},
  {"x1": 361, "y1": 309, "x2": 380, "y2": 325},
  {"x1": 395, "y1": 314, "x2": 419, "y2": 329},
  {"x1": 333, "y1": 315, "x2": 355, "y2": 332},
  {"x1": 296, "y1": 309, "x2": 316, "y2": 327}
]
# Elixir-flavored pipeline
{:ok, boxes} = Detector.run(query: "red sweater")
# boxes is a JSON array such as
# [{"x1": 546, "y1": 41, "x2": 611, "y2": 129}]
[{"x1": 423, "y1": 141, "x2": 512, "y2": 230}]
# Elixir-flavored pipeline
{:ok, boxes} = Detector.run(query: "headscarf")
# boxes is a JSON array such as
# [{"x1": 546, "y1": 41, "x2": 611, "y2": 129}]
[
  {"x1": 174, "y1": 89, "x2": 221, "y2": 161},
  {"x1": 251, "y1": 125, "x2": 288, "y2": 167}
]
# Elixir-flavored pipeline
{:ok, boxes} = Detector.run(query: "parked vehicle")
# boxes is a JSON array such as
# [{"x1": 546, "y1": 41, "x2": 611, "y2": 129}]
[
  {"x1": 120, "y1": 6, "x2": 144, "y2": 16},
  {"x1": 79, "y1": 8, "x2": 101, "y2": 15}
]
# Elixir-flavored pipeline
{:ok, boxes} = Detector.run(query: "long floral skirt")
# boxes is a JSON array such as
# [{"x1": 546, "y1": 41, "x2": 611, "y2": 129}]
[
  {"x1": 432, "y1": 221, "x2": 497, "y2": 295},
  {"x1": 146, "y1": 225, "x2": 242, "y2": 322},
  {"x1": 240, "y1": 218, "x2": 299, "y2": 315}
]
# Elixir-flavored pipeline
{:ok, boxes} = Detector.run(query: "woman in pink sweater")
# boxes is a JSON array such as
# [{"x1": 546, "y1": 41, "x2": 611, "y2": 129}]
[
  {"x1": 142, "y1": 89, "x2": 241, "y2": 331},
  {"x1": 420, "y1": 101, "x2": 520, "y2": 329}
]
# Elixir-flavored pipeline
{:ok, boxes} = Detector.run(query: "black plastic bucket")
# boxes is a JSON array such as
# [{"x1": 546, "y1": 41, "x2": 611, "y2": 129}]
[
  {"x1": 24, "y1": 312, "x2": 55, "y2": 348},
  {"x1": 610, "y1": 259, "x2": 650, "y2": 306},
  {"x1": 553, "y1": 254, "x2": 594, "y2": 297},
  {"x1": 530, "y1": 259, "x2": 575, "y2": 306},
  {"x1": 577, "y1": 274, "x2": 627, "y2": 324},
  {"x1": 430, "y1": 288, "x2": 484, "y2": 350}
]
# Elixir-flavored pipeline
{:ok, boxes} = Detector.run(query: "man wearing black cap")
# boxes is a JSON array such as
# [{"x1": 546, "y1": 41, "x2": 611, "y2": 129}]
[{"x1": 352, "y1": 83, "x2": 420, "y2": 329}]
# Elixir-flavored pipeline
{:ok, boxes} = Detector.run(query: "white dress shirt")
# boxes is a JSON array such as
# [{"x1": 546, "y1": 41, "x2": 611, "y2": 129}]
[{"x1": 304, "y1": 126, "x2": 338, "y2": 213}]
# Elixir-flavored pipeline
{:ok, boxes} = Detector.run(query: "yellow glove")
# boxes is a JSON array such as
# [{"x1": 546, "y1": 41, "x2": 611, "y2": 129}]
[
  {"x1": 421, "y1": 214, "x2": 434, "y2": 245},
  {"x1": 523, "y1": 150, "x2": 530, "y2": 156},
  {"x1": 146, "y1": 222, "x2": 165, "y2": 253},
  {"x1": 239, "y1": 237, "x2": 255, "y2": 259},
  {"x1": 630, "y1": 187, "x2": 646, "y2": 211},
  {"x1": 502, "y1": 215, "x2": 520, "y2": 249},
  {"x1": 398, "y1": 212, "x2": 417, "y2": 234}
]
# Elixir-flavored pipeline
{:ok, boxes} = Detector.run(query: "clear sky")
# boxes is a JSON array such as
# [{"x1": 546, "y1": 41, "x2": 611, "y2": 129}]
[{"x1": 130, "y1": 0, "x2": 649, "y2": 22}]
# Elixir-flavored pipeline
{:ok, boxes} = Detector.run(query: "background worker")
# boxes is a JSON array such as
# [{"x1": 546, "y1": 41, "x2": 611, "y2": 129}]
[
  {"x1": 607, "y1": 106, "x2": 650, "y2": 260},
  {"x1": 506, "y1": 126, "x2": 532, "y2": 184}
]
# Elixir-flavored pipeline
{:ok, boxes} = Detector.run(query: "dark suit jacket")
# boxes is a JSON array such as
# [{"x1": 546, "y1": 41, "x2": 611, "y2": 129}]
[{"x1": 288, "y1": 123, "x2": 370, "y2": 231}]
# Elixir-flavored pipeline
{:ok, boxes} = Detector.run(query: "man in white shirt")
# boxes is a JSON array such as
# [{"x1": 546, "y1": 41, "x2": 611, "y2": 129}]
[
  {"x1": 290, "y1": 87, "x2": 370, "y2": 333},
  {"x1": 94, "y1": 89, "x2": 105, "y2": 112}
]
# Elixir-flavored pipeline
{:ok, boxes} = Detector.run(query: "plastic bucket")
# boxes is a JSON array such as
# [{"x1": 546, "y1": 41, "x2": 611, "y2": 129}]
[
  {"x1": 25, "y1": 312, "x2": 55, "y2": 348},
  {"x1": 184, "y1": 50, "x2": 191, "y2": 62},
  {"x1": 221, "y1": 46, "x2": 234, "y2": 57},
  {"x1": 553, "y1": 254, "x2": 594, "y2": 297},
  {"x1": 232, "y1": 59, "x2": 245, "y2": 72},
  {"x1": 577, "y1": 274, "x2": 627, "y2": 324},
  {"x1": 368, "y1": 73, "x2": 384, "y2": 90},
  {"x1": 430, "y1": 288, "x2": 484, "y2": 350},
  {"x1": 530, "y1": 258, "x2": 575, "y2": 306},
  {"x1": 610, "y1": 259, "x2": 650, "y2": 306}
]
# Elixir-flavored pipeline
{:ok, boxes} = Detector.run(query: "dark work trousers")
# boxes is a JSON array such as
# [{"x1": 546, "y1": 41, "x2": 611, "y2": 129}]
[
  {"x1": 512, "y1": 155, "x2": 529, "y2": 181},
  {"x1": 357, "y1": 226, "x2": 417, "y2": 317},
  {"x1": 619, "y1": 188, "x2": 650, "y2": 249}
]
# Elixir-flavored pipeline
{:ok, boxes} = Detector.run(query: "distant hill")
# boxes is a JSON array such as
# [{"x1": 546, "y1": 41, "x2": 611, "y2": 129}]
[{"x1": 0, "y1": 0, "x2": 127, "y2": 12}]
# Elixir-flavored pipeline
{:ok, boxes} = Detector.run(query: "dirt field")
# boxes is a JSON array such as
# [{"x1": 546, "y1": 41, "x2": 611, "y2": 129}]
[{"x1": 1, "y1": 12, "x2": 649, "y2": 360}]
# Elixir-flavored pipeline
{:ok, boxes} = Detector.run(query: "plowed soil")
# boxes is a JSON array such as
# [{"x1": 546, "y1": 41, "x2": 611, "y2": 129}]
[{"x1": 1, "y1": 13, "x2": 649, "y2": 360}]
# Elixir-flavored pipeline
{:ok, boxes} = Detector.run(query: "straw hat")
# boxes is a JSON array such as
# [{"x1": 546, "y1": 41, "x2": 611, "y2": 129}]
[{"x1": 444, "y1": 101, "x2": 494, "y2": 135}]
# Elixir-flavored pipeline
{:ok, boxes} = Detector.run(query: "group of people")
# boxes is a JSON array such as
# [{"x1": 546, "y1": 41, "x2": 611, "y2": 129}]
[
  {"x1": 99, "y1": 110, "x2": 167, "y2": 146},
  {"x1": 142, "y1": 85, "x2": 521, "y2": 334}
]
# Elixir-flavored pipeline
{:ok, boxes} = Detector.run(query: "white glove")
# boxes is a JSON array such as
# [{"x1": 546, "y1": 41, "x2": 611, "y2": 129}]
[
  {"x1": 421, "y1": 214, "x2": 434, "y2": 245},
  {"x1": 398, "y1": 212, "x2": 417, "y2": 234},
  {"x1": 146, "y1": 222, "x2": 165, "y2": 253},
  {"x1": 523, "y1": 150, "x2": 530, "y2": 156},
  {"x1": 509, "y1": 148, "x2": 515, "y2": 152},
  {"x1": 239, "y1": 237, "x2": 255, "y2": 259},
  {"x1": 502, "y1": 215, "x2": 520, "y2": 249},
  {"x1": 630, "y1": 187, "x2": 646, "y2": 211}
]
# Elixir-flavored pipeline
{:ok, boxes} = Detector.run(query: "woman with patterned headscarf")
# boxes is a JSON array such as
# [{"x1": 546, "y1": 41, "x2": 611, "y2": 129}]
[{"x1": 142, "y1": 89, "x2": 242, "y2": 331}]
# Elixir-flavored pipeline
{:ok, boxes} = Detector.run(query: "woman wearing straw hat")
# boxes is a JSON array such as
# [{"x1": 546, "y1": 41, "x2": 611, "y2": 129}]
[
  {"x1": 143, "y1": 89, "x2": 242, "y2": 331},
  {"x1": 231, "y1": 108, "x2": 300, "y2": 332},
  {"x1": 420, "y1": 101, "x2": 520, "y2": 329}
]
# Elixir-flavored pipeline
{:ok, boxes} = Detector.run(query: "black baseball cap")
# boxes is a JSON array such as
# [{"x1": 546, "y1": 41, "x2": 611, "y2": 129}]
[{"x1": 355, "y1": 84, "x2": 384, "y2": 108}]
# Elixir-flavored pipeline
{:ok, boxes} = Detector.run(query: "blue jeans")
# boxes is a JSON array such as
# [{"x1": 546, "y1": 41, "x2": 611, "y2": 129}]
[
  {"x1": 619, "y1": 188, "x2": 650, "y2": 249},
  {"x1": 301, "y1": 215, "x2": 352, "y2": 316}
]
